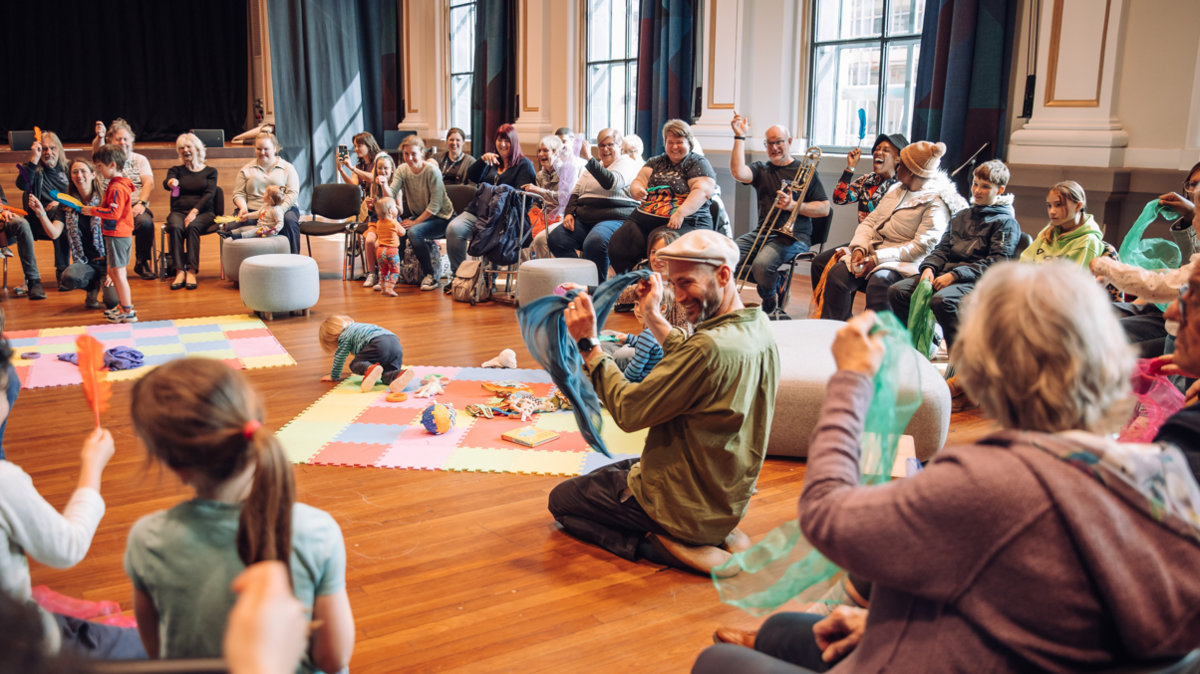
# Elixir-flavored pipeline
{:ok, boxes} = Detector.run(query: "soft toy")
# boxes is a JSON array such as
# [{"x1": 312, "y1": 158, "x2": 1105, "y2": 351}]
[
  {"x1": 414, "y1": 374, "x2": 451, "y2": 398},
  {"x1": 421, "y1": 402, "x2": 456, "y2": 434}
]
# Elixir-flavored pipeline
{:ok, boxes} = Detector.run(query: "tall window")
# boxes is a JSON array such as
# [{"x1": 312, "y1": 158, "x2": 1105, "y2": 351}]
[
  {"x1": 449, "y1": 0, "x2": 475, "y2": 137},
  {"x1": 809, "y1": 0, "x2": 923, "y2": 150},
  {"x1": 586, "y1": 0, "x2": 639, "y2": 141}
]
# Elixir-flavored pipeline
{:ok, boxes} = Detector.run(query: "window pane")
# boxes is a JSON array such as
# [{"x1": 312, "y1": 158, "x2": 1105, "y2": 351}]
[
  {"x1": 881, "y1": 42, "x2": 920, "y2": 139},
  {"x1": 589, "y1": 0, "x2": 612, "y2": 61},
  {"x1": 627, "y1": 62, "x2": 638, "y2": 137},
  {"x1": 809, "y1": 43, "x2": 881, "y2": 148},
  {"x1": 627, "y1": 0, "x2": 640, "y2": 59},
  {"x1": 450, "y1": 4, "x2": 475, "y2": 74},
  {"x1": 451, "y1": 74, "x2": 472, "y2": 138},
  {"x1": 588, "y1": 64, "x2": 612, "y2": 140},
  {"x1": 816, "y1": 0, "x2": 884, "y2": 43},
  {"x1": 887, "y1": 0, "x2": 924, "y2": 36}
]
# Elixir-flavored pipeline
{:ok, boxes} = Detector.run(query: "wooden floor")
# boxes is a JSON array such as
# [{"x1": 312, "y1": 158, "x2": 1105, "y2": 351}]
[{"x1": 5, "y1": 236, "x2": 996, "y2": 673}]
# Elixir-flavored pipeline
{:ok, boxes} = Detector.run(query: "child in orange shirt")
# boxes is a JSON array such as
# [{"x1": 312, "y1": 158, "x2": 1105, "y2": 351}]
[
  {"x1": 83, "y1": 144, "x2": 136, "y2": 324},
  {"x1": 373, "y1": 197, "x2": 405, "y2": 297}
]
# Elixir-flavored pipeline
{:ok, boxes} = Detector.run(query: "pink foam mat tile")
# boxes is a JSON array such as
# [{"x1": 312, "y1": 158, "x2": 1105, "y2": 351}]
[
  {"x1": 130, "y1": 327, "x2": 180, "y2": 339},
  {"x1": 390, "y1": 424, "x2": 470, "y2": 450},
  {"x1": 26, "y1": 358, "x2": 85, "y2": 388},
  {"x1": 375, "y1": 444, "x2": 457, "y2": 470},
  {"x1": 354, "y1": 406, "x2": 422, "y2": 426},
  {"x1": 228, "y1": 336, "x2": 288, "y2": 358},
  {"x1": 308, "y1": 442, "x2": 392, "y2": 467},
  {"x1": 223, "y1": 327, "x2": 272, "y2": 339},
  {"x1": 36, "y1": 334, "x2": 81, "y2": 346},
  {"x1": 3, "y1": 330, "x2": 39, "y2": 340}
]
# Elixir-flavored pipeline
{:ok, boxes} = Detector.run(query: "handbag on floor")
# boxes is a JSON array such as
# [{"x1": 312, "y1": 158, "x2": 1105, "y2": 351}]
[{"x1": 399, "y1": 240, "x2": 441, "y2": 285}]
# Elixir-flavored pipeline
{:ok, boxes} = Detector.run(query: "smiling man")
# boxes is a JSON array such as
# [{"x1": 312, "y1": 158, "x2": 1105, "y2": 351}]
[
  {"x1": 549, "y1": 230, "x2": 780, "y2": 576},
  {"x1": 730, "y1": 115, "x2": 831, "y2": 315}
]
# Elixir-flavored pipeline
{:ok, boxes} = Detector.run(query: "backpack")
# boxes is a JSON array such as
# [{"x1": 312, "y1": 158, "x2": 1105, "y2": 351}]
[
  {"x1": 452, "y1": 259, "x2": 489, "y2": 303},
  {"x1": 398, "y1": 240, "x2": 438, "y2": 285}
]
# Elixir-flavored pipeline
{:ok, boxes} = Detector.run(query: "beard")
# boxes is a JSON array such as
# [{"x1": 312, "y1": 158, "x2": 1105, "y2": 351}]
[{"x1": 685, "y1": 278, "x2": 724, "y2": 324}]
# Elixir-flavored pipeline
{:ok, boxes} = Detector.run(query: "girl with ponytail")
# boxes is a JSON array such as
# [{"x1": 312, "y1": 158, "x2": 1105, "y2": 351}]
[{"x1": 124, "y1": 359, "x2": 354, "y2": 673}]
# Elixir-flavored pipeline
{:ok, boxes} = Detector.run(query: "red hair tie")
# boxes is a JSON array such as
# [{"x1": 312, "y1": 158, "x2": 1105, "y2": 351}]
[{"x1": 243, "y1": 419, "x2": 262, "y2": 439}]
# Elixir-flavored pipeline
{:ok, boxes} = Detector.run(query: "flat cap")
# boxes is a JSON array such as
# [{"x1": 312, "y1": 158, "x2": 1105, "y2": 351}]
[{"x1": 656, "y1": 229, "x2": 739, "y2": 269}]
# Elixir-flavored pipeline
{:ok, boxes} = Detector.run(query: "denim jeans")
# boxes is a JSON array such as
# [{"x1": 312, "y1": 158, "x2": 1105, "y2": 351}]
[
  {"x1": 445, "y1": 211, "x2": 478, "y2": 275},
  {"x1": 405, "y1": 216, "x2": 451, "y2": 278},
  {"x1": 547, "y1": 218, "x2": 623, "y2": 282},
  {"x1": 3, "y1": 215, "x2": 42, "y2": 283},
  {"x1": 735, "y1": 229, "x2": 809, "y2": 312},
  {"x1": 0, "y1": 365, "x2": 19, "y2": 460}
]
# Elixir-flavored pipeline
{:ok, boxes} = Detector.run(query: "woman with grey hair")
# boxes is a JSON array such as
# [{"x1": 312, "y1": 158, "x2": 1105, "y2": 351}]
[
  {"x1": 608, "y1": 119, "x2": 718, "y2": 274},
  {"x1": 702, "y1": 261, "x2": 1200, "y2": 673},
  {"x1": 163, "y1": 133, "x2": 218, "y2": 290}
]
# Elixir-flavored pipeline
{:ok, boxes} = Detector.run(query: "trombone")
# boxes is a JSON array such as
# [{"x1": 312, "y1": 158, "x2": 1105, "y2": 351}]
[{"x1": 736, "y1": 147, "x2": 822, "y2": 292}]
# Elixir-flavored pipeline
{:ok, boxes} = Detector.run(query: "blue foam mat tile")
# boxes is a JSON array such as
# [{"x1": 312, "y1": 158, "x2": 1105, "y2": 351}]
[
  {"x1": 131, "y1": 320, "x2": 175, "y2": 330},
  {"x1": 453, "y1": 366, "x2": 554, "y2": 383},
  {"x1": 580, "y1": 452, "x2": 642, "y2": 475},
  {"x1": 134, "y1": 335, "x2": 183, "y2": 347},
  {"x1": 332, "y1": 423, "x2": 408, "y2": 446},
  {"x1": 178, "y1": 324, "x2": 223, "y2": 335},
  {"x1": 8, "y1": 338, "x2": 39, "y2": 347}
]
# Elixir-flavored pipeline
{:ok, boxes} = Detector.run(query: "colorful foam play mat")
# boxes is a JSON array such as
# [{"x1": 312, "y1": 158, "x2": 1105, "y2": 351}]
[
  {"x1": 279, "y1": 366, "x2": 646, "y2": 476},
  {"x1": 4, "y1": 315, "x2": 295, "y2": 389}
]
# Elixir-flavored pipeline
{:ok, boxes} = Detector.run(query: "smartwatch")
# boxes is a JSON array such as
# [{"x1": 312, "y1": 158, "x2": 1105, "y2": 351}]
[
  {"x1": 576, "y1": 336, "x2": 600, "y2": 353},
  {"x1": 733, "y1": 135, "x2": 746, "y2": 140}
]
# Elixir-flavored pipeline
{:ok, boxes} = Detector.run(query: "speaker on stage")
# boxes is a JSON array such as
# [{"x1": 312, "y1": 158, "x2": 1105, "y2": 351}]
[
  {"x1": 190, "y1": 129, "x2": 225, "y2": 149},
  {"x1": 8, "y1": 131, "x2": 36, "y2": 152},
  {"x1": 383, "y1": 129, "x2": 415, "y2": 151}
]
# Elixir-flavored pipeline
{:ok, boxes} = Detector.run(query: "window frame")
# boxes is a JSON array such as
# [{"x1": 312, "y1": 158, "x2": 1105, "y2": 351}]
[
  {"x1": 584, "y1": 0, "x2": 640, "y2": 141},
  {"x1": 806, "y1": 0, "x2": 922, "y2": 153},
  {"x1": 448, "y1": 0, "x2": 476, "y2": 140}
]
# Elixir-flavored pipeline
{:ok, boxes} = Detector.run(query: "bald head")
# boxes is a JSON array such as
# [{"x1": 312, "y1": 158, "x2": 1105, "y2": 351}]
[{"x1": 764, "y1": 125, "x2": 793, "y2": 164}]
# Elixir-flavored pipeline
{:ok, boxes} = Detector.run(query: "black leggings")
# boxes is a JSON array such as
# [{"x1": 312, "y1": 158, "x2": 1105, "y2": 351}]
[
  {"x1": 165, "y1": 211, "x2": 217, "y2": 273},
  {"x1": 608, "y1": 211, "x2": 713, "y2": 274},
  {"x1": 132, "y1": 208, "x2": 155, "y2": 265}
]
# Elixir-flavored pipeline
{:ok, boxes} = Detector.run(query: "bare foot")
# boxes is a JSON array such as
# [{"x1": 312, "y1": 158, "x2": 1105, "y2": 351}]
[
  {"x1": 650, "y1": 533, "x2": 738, "y2": 578},
  {"x1": 722, "y1": 527, "x2": 752, "y2": 554},
  {"x1": 712, "y1": 626, "x2": 757, "y2": 648}
]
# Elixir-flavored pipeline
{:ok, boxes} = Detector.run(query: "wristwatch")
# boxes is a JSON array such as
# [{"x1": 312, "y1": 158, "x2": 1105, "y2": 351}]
[
  {"x1": 576, "y1": 336, "x2": 600, "y2": 353},
  {"x1": 137, "y1": 200, "x2": 148, "y2": 207},
  {"x1": 733, "y1": 135, "x2": 746, "y2": 140}
]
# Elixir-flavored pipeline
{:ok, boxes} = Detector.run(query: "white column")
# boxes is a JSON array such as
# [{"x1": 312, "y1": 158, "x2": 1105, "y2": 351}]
[
  {"x1": 513, "y1": 0, "x2": 557, "y2": 145},
  {"x1": 1008, "y1": 0, "x2": 1131, "y2": 167},
  {"x1": 1182, "y1": 35, "x2": 1200, "y2": 171},
  {"x1": 397, "y1": 0, "x2": 442, "y2": 139}
]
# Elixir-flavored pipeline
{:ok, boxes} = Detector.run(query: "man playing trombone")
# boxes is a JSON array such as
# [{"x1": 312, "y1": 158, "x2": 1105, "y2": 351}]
[{"x1": 730, "y1": 114, "x2": 830, "y2": 315}]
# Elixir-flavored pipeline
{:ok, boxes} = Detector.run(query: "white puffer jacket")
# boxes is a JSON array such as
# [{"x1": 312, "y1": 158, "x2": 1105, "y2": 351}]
[{"x1": 846, "y1": 171, "x2": 968, "y2": 277}]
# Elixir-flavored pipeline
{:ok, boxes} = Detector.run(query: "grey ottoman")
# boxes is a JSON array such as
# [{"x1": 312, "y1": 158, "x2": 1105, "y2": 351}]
[
  {"x1": 768, "y1": 319, "x2": 951, "y2": 462},
  {"x1": 517, "y1": 258, "x2": 598, "y2": 306},
  {"x1": 239, "y1": 254, "x2": 320, "y2": 320},
  {"x1": 222, "y1": 236, "x2": 290, "y2": 283}
]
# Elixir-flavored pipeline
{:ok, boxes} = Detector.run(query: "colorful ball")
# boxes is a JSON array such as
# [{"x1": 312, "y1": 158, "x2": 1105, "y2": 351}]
[{"x1": 421, "y1": 402, "x2": 457, "y2": 434}]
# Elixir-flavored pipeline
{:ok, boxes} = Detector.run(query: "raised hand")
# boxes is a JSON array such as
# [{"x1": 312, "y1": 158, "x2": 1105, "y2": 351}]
[
  {"x1": 730, "y1": 113, "x2": 749, "y2": 137},
  {"x1": 847, "y1": 148, "x2": 862, "y2": 171}
]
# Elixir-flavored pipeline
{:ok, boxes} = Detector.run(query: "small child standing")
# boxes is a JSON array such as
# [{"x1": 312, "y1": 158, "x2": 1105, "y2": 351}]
[
  {"x1": 373, "y1": 197, "x2": 405, "y2": 297},
  {"x1": 319, "y1": 315, "x2": 414, "y2": 392},
  {"x1": 124, "y1": 359, "x2": 354, "y2": 673},
  {"x1": 220, "y1": 185, "x2": 285, "y2": 239},
  {"x1": 83, "y1": 144, "x2": 137, "y2": 324}
]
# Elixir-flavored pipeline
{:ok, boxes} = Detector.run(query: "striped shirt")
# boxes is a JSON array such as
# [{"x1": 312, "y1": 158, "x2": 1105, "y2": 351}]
[
  {"x1": 622, "y1": 328, "x2": 664, "y2": 383},
  {"x1": 330, "y1": 323, "x2": 393, "y2": 380}
]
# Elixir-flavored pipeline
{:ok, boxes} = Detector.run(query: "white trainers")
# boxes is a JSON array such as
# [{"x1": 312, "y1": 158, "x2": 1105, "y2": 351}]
[
  {"x1": 362, "y1": 272, "x2": 378, "y2": 288},
  {"x1": 373, "y1": 284, "x2": 382, "y2": 292},
  {"x1": 420, "y1": 274, "x2": 438, "y2": 291}
]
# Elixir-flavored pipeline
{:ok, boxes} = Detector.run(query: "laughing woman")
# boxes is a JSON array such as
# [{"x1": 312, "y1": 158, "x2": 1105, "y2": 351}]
[{"x1": 163, "y1": 134, "x2": 218, "y2": 290}]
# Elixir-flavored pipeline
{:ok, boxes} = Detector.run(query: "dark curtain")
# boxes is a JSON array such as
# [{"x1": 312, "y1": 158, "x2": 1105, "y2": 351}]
[
  {"x1": 0, "y1": 0, "x2": 247, "y2": 143},
  {"x1": 912, "y1": 0, "x2": 1018, "y2": 176},
  {"x1": 267, "y1": 0, "x2": 388, "y2": 210},
  {"x1": 634, "y1": 0, "x2": 697, "y2": 158},
  {"x1": 470, "y1": 0, "x2": 519, "y2": 156}
]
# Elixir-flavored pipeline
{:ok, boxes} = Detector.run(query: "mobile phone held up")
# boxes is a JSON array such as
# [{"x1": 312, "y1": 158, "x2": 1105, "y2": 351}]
[{"x1": 337, "y1": 144, "x2": 348, "y2": 162}]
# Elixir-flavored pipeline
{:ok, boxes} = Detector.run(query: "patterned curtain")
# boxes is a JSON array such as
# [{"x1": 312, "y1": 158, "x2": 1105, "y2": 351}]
[
  {"x1": 470, "y1": 0, "x2": 518, "y2": 156},
  {"x1": 912, "y1": 0, "x2": 1018, "y2": 175},
  {"x1": 634, "y1": 0, "x2": 698, "y2": 158}
]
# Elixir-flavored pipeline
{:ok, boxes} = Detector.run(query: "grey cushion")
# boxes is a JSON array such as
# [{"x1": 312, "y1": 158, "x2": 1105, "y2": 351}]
[
  {"x1": 517, "y1": 258, "x2": 599, "y2": 307},
  {"x1": 221, "y1": 236, "x2": 290, "y2": 282},
  {"x1": 768, "y1": 319, "x2": 951, "y2": 462},
  {"x1": 239, "y1": 254, "x2": 320, "y2": 314}
]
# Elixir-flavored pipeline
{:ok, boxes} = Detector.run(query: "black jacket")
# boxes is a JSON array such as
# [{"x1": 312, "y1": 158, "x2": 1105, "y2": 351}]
[{"x1": 919, "y1": 194, "x2": 1020, "y2": 283}]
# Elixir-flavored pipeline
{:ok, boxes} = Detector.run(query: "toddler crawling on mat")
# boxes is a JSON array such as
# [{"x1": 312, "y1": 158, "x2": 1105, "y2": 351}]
[{"x1": 319, "y1": 315, "x2": 414, "y2": 393}]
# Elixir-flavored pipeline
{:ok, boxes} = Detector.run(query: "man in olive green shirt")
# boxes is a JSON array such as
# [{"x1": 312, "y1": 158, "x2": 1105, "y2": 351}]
[{"x1": 551, "y1": 230, "x2": 780, "y2": 575}]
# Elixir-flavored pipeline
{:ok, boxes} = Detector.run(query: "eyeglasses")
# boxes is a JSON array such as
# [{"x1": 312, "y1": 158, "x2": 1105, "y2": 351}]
[
  {"x1": 1180, "y1": 284, "x2": 1190, "y2": 327},
  {"x1": 763, "y1": 139, "x2": 788, "y2": 149},
  {"x1": 1184, "y1": 180, "x2": 1199, "y2": 194},
  {"x1": 598, "y1": 142, "x2": 616, "y2": 149}
]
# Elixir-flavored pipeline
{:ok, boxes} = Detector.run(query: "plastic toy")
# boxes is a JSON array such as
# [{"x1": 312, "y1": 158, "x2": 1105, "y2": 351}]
[{"x1": 51, "y1": 190, "x2": 83, "y2": 212}]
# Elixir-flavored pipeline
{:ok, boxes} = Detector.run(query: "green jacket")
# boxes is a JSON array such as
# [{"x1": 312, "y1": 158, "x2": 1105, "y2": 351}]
[
  {"x1": 585, "y1": 307, "x2": 779, "y2": 545},
  {"x1": 1019, "y1": 214, "x2": 1105, "y2": 268}
]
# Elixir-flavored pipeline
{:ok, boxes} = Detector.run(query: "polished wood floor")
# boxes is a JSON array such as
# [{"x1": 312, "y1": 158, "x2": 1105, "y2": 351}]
[{"x1": 5, "y1": 236, "x2": 996, "y2": 673}]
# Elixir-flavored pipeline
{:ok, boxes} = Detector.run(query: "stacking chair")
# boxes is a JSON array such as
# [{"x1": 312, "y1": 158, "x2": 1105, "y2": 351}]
[
  {"x1": 770, "y1": 211, "x2": 833, "y2": 320},
  {"x1": 299, "y1": 184, "x2": 365, "y2": 280},
  {"x1": 157, "y1": 187, "x2": 226, "y2": 281}
]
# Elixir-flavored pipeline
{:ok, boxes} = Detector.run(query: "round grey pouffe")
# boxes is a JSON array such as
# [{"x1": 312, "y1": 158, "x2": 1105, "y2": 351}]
[
  {"x1": 222, "y1": 236, "x2": 291, "y2": 283},
  {"x1": 517, "y1": 258, "x2": 599, "y2": 307},
  {"x1": 239, "y1": 254, "x2": 320, "y2": 320},
  {"x1": 768, "y1": 319, "x2": 951, "y2": 462}
]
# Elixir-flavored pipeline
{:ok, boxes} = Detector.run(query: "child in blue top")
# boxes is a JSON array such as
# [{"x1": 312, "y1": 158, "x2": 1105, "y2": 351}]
[
  {"x1": 123, "y1": 359, "x2": 355, "y2": 673},
  {"x1": 319, "y1": 315, "x2": 414, "y2": 393},
  {"x1": 610, "y1": 292, "x2": 666, "y2": 383}
]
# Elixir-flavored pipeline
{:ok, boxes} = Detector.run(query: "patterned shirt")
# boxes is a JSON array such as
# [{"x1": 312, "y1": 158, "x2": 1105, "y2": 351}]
[
  {"x1": 833, "y1": 170, "x2": 898, "y2": 223},
  {"x1": 330, "y1": 322, "x2": 393, "y2": 380}
]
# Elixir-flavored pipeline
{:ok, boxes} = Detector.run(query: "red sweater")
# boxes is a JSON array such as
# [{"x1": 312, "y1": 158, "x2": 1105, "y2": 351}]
[{"x1": 93, "y1": 176, "x2": 134, "y2": 237}]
